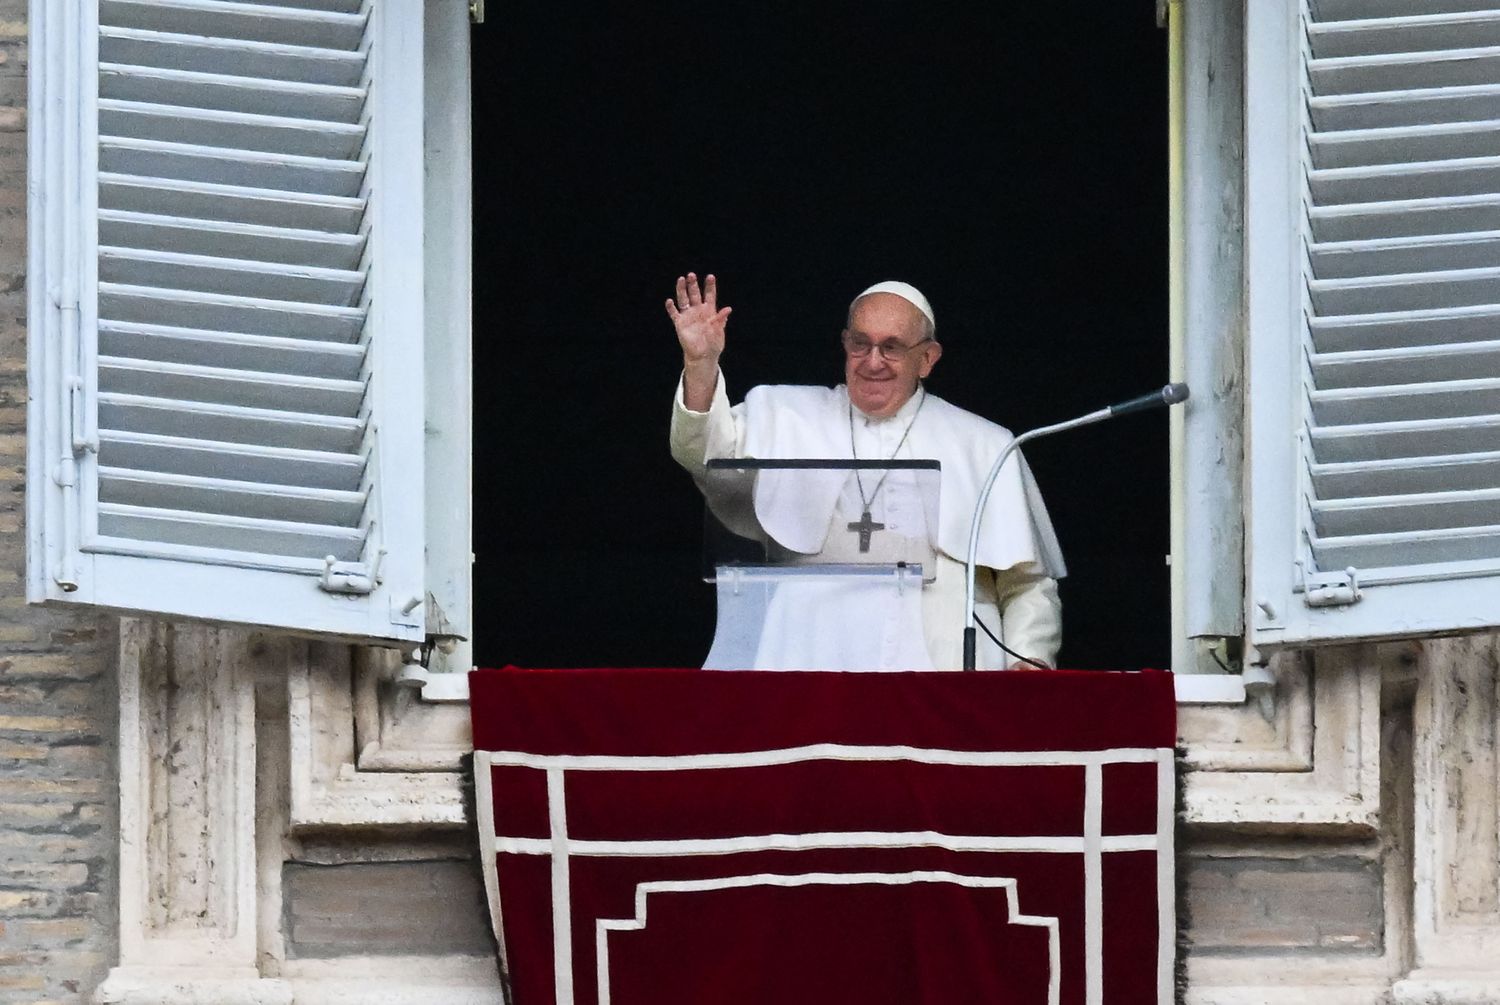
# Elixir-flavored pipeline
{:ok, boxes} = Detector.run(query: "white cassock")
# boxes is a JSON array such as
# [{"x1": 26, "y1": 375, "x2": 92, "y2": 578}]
[{"x1": 671, "y1": 370, "x2": 1066, "y2": 670}]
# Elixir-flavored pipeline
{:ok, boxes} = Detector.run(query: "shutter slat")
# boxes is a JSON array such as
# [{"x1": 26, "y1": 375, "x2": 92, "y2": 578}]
[
  {"x1": 1309, "y1": 12, "x2": 1500, "y2": 59},
  {"x1": 1312, "y1": 120, "x2": 1500, "y2": 169},
  {"x1": 96, "y1": 503, "x2": 366, "y2": 561},
  {"x1": 99, "y1": 137, "x2": 365, "y2": 197},
  {"x1": 99, "y1": 321, "x2": 365, "y2": 380},
  {"x1": 1312, "y1": 1, "x2": 1500, "y2": 21},
  {"x1": 99, "y1": 100, "x2": 364, "y2": 159},
  {"x1": 99, "y1": 174, "x2": 364, "y2": 232},
  {"x1": 1312, "y1": 339, "x2": 1500, "y2": 387},
  {"x1": 99, "y1": 284, "x2": 365, "y2": 342},
  {"x1": 99, "y1": 63, "x2": 365, "y2": 123},
  {"x1": 99, "y1": 27, "x2": 364, "y2": 86},
  {"x1": 1311, "y1": 193, "x2": 1500, "y2": 241},
  {"x1": 1310, "y1": 231, "x2": 1500, "y2": 278},
  {"x1": 1312, "y1": 524, "x2": 1500, "y2": 569},
  {"x1": 98, "y1": 430, "x2": 364, "y2": 492},
  {"x1": 1311, "y1": 303, "x2": 1500, "y2": 352},
  {"x1": 1310, "y1": 84, "x2": 1500, "y2": 130},
  {"x1": 1313, "y1": 450, "x2": 1500, "y2": 497},
  {"x1": 1311, "y1": 46, "x2": 1500, "y2": 95},
  {"x1": 99, "y1": 393, "x2": 364, "y2": 453},
  {"x1": 1313, "y1": 487, "x2": 1500, "y2": 536},
  {"x1": 1309, "y1": 266, "x2": 1500, "y2": 314},
  {"x1": 99, "y1": 247, "x2": 365, "y2": 306},
  {"x1": 98, "y1": 356, "x2": 366, "y2": 416},
  {"x1": 98, "y1": 210, "x2": 366, "y2": 270},
  {"x1": 1309, "y1": 156, "x2": 1500, "y2": 204},
  {"x1": 1311, "y1": 377, "x2": 1500, "y2": 424},
  {"x1": 233, "y1": 0, "x2": 363, "y2": 11},
  {"x1": 1311, "y1": 414, "x2": 1500, "y2": 462},
  {"x1": 99, "y1": 466, "x2": 365, "y2": 525},
  {"x1": 100, "y1": 0, "x2": 368, "y2": 50}
]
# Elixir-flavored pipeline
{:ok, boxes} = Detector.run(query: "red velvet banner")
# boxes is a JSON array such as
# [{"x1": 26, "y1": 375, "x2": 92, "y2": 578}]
[{"x1": 470, "y1": 669, "x2": 1176, "y2": 1005}]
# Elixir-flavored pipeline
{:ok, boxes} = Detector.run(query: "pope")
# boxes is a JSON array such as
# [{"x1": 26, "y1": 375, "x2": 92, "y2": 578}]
[{"x1": 668, "y1": 272, "x2": 1064, "y2": 671}]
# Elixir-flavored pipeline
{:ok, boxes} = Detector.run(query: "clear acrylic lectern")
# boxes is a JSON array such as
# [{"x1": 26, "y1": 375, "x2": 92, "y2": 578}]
[{"x1": 700, "y1": 458, "x2": 941, "y2": 671}]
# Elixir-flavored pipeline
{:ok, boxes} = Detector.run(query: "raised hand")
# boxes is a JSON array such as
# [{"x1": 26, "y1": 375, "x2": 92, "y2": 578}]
[{"x1": 666, "y1": 272, "x2": 732, "y2": 367}]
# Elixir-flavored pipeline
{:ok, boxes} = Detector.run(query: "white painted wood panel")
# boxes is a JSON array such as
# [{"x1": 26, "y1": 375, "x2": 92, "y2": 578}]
[
  {"x1": 1247, "y1": 0, "x2": 1500, "y2": 647},
  {"x1": 29, "y1": 0, "x2": 431, "y2": 643}
]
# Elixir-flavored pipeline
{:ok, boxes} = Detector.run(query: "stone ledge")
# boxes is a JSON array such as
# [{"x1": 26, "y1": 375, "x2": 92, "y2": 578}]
[
  {"x1": 1186, "y1": 954, "x2": 1397, "y2": 1004},
  {"x1": 1391, "y1": 973, "x2": 1500, "y2": 1005},
  {"x1": 288, "y1": 981, "x2": 503, "y2": 1005},
  {"x1": 93, "y1": 968, "x2": 292, "y2": 1005},
  {"x1": 280, "y1": 955, "x2": 504, "y2": 1005},
  {"x1": 1188, "y1": 988, "x2": 1390, "y2": 1005}
]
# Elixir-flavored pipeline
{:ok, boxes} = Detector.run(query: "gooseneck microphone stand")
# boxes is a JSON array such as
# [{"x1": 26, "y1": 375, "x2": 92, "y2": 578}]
[{"x1": 962, "y1": 383, "x2": 1191, "y2": 671}]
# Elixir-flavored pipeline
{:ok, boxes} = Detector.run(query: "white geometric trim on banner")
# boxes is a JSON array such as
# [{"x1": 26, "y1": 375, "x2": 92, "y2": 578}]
[{"x1": 593, "y1": 872, "x2": 1062, "y2": 1005}]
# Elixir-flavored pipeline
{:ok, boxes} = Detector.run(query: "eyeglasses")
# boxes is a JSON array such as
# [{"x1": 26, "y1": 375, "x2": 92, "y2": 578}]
[{"x1": 841, "y1": 332, "x2": 934, "y2": 363}]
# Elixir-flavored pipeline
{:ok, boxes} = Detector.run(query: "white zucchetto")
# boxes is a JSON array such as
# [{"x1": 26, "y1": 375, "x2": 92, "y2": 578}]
[{"x1": 854, "y1": 281, "x2": 936, "y2": 332}]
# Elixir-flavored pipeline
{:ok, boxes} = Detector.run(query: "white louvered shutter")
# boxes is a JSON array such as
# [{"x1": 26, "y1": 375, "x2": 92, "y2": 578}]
[
  {"x1": 28, "y1": 0, "x2": 431, "y2": 644},
  {"x1": 1246, "y1": 0, "x2": 1500, "y2": 648}
]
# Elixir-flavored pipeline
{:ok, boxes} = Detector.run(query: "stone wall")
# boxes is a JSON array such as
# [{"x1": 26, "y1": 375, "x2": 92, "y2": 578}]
[
  {"x1": 1184, "y1": 850, "x2": 1385, "y2": 955},
  {"x1": 0, "y1": 4, "x2": 121, "y2": 1002},
  {"x1": 0, "y1": 0, "x2": 1495, "y2": 999},
  {"x1": 282, "y1": 860, "x2": 491, "y2": 959},
  {"x1": 1174, "y1": 639, "x2": 1500, "y2": 1003}
]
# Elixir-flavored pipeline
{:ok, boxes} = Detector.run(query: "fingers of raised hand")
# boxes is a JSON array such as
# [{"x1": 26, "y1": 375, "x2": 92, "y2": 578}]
[{"x1": 672, "y1": 273, "x2": 726, "y2": 324}]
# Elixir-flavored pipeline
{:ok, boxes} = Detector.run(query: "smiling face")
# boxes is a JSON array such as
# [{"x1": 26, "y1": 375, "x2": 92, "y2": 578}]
[{"x1": 843, "y1": 293, "x2": 943, "y2": 419}]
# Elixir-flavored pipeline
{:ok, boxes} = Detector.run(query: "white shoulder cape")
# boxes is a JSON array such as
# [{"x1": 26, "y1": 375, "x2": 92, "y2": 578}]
[{"x1": 739, "y1": 384, "x2": 1066, "y2": 578}]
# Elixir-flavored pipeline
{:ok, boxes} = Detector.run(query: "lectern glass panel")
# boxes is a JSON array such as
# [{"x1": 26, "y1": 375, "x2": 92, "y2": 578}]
[
  {"x1": 701, "y1": 459, "x2": 941, "y2": 583},
  {"x1": 700, "y1": 459, "x2": 942, "y2": 672}
]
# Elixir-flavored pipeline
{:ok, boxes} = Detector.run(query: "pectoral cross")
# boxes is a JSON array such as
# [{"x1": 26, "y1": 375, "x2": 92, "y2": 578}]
[{"x1": 847, "y1": 510, "x2": 884, "y2": 553}]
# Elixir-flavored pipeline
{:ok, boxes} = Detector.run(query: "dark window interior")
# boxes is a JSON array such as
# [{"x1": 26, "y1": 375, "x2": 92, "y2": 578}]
[{"x1": 471, "y1": 5, "x2": 1169, "y2": 669}]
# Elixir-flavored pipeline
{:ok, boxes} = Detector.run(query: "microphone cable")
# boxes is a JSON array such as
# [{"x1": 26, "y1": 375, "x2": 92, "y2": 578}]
[{"x1": 972, "y1": 614, "x2": 1050, "y2": 671}]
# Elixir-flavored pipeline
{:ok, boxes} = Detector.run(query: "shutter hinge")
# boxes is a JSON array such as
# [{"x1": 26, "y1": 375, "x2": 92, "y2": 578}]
[
  {"x1": 66, "y1": 377, "x2": 98, "y2": 455},
  {"x1": 469, "y1": 0, "x2": 484, "y2": 23},
  {"x1": 320, "y1": 552, "x2": 381, "y2": 595},
  {"x1": 1301, "y1": 566, "x2": 1362, "y2": 608}
]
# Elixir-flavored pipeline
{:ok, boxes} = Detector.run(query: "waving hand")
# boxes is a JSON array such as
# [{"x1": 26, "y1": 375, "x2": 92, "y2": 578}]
[{"x1": 667, "y1": 272, "x2": 731, "y2": 410}]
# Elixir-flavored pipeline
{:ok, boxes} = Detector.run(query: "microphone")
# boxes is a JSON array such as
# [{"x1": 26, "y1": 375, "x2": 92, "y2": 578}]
[
  {"x1": 1108, "y1": 382, "x2": 1191, "y2": 417},
  {"x1": 961, "y1": 383, "x2": 1191, "y2": 671}
]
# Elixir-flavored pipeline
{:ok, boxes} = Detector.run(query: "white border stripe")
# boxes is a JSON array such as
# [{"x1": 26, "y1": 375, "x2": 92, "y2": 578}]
[
  {"x1": 548, "y1": 768, "x2": 574, "y2": 1005},
  {"x1": 492, "y1": 832, "x2": 1160, "y2": 857},
  {"x1": 595, "y1": 872, "x2": 1062, "y2": 1005},
  {"x1": 1084, "y1": 762, "x2": 1103, "y2": 1005},
  {"x1": 478, "y1": 744, "x2": 1168, "y2": 771},
  {"x1": 1156, "y1": 749, "x2": 1176, "y2": 1005},
  {"x1": 471, "y1": 752, "x2": 509, "y2": 970}
]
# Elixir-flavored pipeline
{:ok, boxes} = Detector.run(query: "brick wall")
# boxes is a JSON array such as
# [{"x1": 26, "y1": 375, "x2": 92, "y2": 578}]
[{"x1": 0, "y1": 5, "x2": 119, "y2": 1001}]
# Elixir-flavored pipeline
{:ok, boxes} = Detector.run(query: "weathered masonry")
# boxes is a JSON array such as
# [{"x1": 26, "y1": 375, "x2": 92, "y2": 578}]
[{"x1": 4, "y1": 0, "x2": 1500, "y2": 1001}]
